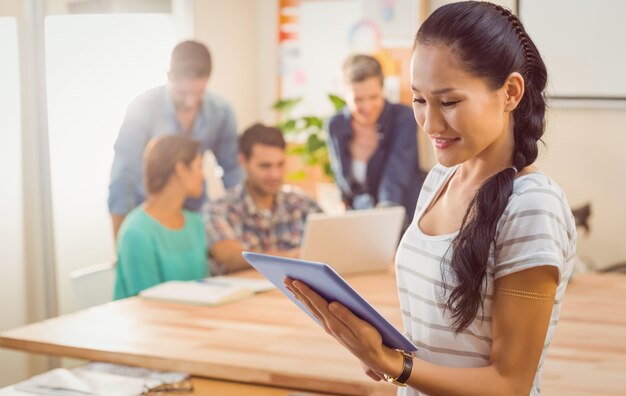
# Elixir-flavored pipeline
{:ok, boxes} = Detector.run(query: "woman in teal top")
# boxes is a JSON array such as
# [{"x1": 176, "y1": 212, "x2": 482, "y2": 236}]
[{"x1": 114, "y1": 135, "x2": 209, "y2": 299}]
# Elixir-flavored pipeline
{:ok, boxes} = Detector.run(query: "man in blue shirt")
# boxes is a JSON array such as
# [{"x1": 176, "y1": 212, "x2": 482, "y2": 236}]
[{"x1": 108, "y1": 40, "x2": 242, "y2": 240}]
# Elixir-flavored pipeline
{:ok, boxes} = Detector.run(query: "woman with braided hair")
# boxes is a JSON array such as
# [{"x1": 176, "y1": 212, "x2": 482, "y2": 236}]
[{"x1": 286, "y1": 2, "x2": 576, "y2": 395}]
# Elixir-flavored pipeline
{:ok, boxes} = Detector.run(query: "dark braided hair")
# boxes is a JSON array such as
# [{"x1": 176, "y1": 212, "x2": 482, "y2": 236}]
[{"x1": 414, "y1": 1, "x2": 548, "y2": 332}]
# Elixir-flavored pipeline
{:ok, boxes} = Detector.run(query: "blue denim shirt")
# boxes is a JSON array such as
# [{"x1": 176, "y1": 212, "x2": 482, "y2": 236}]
[
  {"x1": 327, "y1": 101, "x2": 425, "y2": 222},
  {"x1": 108, "y1": 85, "x2": 243, "y2": 215}
]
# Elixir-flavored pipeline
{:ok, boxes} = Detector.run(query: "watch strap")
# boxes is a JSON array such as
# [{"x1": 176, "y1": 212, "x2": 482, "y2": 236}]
[{"x1": 383, "y1": 350, "x2": 413, "y2": 387}]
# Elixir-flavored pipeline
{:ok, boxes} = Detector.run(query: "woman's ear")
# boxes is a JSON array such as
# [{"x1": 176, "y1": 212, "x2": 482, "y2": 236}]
[
  {"x1": 503, "y1": 72, "x2": 525, "y2": 112},
  {"x1": 174, "y1": 161, "x2": 187, "y2": 179}
]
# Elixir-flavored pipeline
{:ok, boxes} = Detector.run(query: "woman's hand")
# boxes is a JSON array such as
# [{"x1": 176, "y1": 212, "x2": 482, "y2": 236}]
[{"x1": 284, "y1": 278, "x2": 404, "y2": 377}]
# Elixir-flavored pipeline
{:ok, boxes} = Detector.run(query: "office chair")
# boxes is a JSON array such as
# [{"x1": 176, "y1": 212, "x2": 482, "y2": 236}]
[
  {"x1": 570, "y1": 203, "x2": 626, "y2": 273},
  {"x1": 70, "y1": 260, "x2": 116, "y2": 310}
]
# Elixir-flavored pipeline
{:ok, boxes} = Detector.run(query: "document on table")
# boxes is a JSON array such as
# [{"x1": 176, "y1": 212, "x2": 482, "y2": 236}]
[
  {"x1": 139, "y1": 276, "x2": 275, "y2": 306},
  {"x1": 2, "y1": 362, "x2": 188, "y2": 396}
]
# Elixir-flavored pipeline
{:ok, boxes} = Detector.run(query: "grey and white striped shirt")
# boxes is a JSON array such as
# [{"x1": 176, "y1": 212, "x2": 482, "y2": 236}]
[{"x1": 396, "y1": 164, "x2": 576, "y2": 396}]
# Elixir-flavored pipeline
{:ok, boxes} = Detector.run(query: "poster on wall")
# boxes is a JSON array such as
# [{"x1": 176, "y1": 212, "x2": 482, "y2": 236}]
[{"x1": 279, "y1": 0, "x2": 422, "y2": 116}]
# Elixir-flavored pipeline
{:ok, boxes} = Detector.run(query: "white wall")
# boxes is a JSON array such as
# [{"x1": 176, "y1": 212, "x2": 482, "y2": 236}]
[
  {"x1": 45, "y1": 14, "x2": 177, "y2": 316},
  {"x1": 192, "y1": 0, "x2": 277, "y2": 131},
  {"x1": 0, "y1": 15, "x2": 30, "y2": 387},
  {"x1": 430, "y1": 0, "x2": 516, "y2": 12},
  {"x1": 540, "y1": 106, "x2": 626, "y2": 269}
]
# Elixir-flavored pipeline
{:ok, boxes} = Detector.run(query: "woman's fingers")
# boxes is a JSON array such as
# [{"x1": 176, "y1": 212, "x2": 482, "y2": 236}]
[
  {"x1": 285, "y1": 279, "x2": 329, "y2": 330},
  {"x1": 328, "y1": 301, "x2": 369, "y2": 338},
  {"x1": 284, "y1": 278, "x2": 388, "y2": 380},
  {"x1": 285, "y1": 279, "x2": 355, "y2": 340}
]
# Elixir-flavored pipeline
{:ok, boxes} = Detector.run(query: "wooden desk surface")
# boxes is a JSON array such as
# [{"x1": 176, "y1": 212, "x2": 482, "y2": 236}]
[
  {"x1": 1, "y1": 271, "x2": 626, "y2": 395},
  {"x1": 189, "y1": 377, "x2": 334, "y2": 396}
]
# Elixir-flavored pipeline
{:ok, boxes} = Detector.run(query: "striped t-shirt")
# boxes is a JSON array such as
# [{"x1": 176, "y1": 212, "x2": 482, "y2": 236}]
[{"x1": 396, "y1": 164, "x2": 577, "y2": 396}]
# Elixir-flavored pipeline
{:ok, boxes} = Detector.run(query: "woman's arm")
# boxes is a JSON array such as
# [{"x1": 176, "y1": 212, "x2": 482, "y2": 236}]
[{"x1": 286, "y1": 264, "x2": 557, "y2": 396}]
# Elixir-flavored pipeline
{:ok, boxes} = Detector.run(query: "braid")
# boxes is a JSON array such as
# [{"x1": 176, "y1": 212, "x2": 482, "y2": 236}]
[
  {"x1": 487, "y1": 3, "x2": 532, "y2": 79},
  {"x1": 485, "y1": 2, "x2": 547, "y2": 171}
]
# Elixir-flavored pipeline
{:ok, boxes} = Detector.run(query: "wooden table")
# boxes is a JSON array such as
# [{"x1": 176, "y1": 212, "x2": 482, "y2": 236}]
[{"x1": 1, "y1": 271, "x2": 625, "y2": 395}]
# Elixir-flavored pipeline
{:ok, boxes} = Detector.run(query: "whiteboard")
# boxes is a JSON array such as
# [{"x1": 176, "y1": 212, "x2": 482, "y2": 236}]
[{"x1": 520, "y1": 0, "x2": 626, "y2": 99}]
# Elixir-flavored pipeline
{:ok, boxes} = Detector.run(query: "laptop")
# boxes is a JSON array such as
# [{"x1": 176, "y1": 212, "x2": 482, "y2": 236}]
[{"x1": 300, "y1": 206, "x2": 406, "y2": 274}]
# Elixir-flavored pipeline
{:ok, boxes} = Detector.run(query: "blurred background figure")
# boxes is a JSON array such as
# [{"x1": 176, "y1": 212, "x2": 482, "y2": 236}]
[
  {"x1": 326, "y1": 54, "x2": 424, "y2": 224},
  {"x1": 108, "y1": 40, "x2": 243, "y2": 240},
  {"x1": 204, "y1": 123, "x2": 322, "y2": 275},
  {"x1": 114, "y1": 135, "x2": 209, "y2": 300}
]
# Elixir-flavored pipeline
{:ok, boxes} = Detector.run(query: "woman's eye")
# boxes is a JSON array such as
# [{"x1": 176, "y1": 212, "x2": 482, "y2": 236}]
[
  {"x1": 442, "y1": 100, "x2": 460, "y2": 107},
  {"x1": 412, "y1": 98, "x2": 426, "y2": 104}
]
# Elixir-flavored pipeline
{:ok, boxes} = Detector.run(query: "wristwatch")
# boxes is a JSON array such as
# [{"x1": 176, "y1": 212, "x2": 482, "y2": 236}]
[{"x1": 382, "y1": 349, "x2": 413, "y2": 387}]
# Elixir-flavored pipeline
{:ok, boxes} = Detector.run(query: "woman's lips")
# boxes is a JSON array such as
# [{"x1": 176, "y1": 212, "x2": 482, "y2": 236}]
[{"x1": 432, "y1": 136, "x2": 460, "y2": 150}]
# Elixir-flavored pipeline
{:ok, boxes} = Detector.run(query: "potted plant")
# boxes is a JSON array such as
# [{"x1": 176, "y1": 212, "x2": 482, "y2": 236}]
[
  {"x1": 272, "y1": 94, "x2": 347, "y2": 213},
  {"x1": 272, "y1": 95, "x2": 346, "y2": 180}
]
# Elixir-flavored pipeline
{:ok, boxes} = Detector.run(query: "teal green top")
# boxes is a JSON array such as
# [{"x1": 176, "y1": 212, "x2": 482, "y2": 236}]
[{"x1": 114, "y1": 207, "x2": 209, "y2": 300}]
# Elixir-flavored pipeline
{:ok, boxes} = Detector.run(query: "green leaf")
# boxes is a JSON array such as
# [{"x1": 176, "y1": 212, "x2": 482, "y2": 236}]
[
  {"x1": 328, "y1": 94, "x2": 347, "y2": 112},
  {"x1": 272, "y1": 97, "x2": 302, "y2": 112},
  {"x1": 278, "y1": 119, "x2": 297, "y2": 133},
  {"x1": 307, "y1": 134, "x2": 326, "y2": 153},
  {"x1": 323, "y1": 161, "x2": 334, "y2": 179},
  {"x1": 302, "y1": 116, "x2": 323, "y2": 129}
]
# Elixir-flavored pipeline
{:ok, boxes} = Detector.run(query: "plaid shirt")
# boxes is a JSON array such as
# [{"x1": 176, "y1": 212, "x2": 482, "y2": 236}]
[{"x1": 204, "y1": 183, "x2": 322, "y2": 260}]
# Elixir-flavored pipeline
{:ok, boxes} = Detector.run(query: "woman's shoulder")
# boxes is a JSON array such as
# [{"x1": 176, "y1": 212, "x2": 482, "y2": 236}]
[
  {"x1": 119, "y1": 207, "x2": 150, "y2": 234},
  {"x1": 505, "y1": 171, "x2": 575, "y2": 229},
  {"x1": 117, "y1": 208, "x2": 154, "y2": 248},
  {"x1": 510, "y1": 172, "x2": 569, "y2": 207}
]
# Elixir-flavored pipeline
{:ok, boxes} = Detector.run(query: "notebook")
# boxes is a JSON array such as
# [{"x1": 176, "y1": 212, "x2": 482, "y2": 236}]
[
  {"x1": 300, "y1": 206, "x2": 406, "y2": 274},
  {"x1": 138, "y1": 276, "x2": 275, "y2": 306},
  {"x1": 242, "y1": 251, "x2": 417, "y2": 352}
]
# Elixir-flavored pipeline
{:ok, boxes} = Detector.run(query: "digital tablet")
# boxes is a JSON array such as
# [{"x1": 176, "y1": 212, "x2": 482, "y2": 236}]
[{"x1": 242, "y1": 251, "x2": 417, "y2": 352}]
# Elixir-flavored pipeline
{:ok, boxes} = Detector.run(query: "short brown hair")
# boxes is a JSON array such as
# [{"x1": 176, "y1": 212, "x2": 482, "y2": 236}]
[
  {"x1": 342, "y1": 54, "x2": 384, "y2": 84},
  {"x1": 170, "y1": 40, "x2": 212, "y2": 79},
  {"x1": 239, "y1": 123, "x2": 286, "y2": 159},
  {"x1": 144, "y1": 135, "x2": 200, "y2": 194}
]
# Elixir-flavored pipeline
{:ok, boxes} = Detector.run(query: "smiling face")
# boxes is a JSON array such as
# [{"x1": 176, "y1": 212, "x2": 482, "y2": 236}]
[
  {"x1": 410, "y1": 44, "x2": 516, "y2": 169},
  {"x1": 241, "y1": 144, "x2": 285, "y2": 197},
  {"x1": 168, "y1": 75, "x2": 208, "y2": 112}
]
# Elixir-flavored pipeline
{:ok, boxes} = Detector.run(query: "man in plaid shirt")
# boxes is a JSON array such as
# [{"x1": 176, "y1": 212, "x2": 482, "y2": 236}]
[{"x1": 204, "y1": 123, "x2": 322, "y2": 274}]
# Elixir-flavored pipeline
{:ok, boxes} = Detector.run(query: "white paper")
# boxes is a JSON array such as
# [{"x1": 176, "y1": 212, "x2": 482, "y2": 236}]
[
  {"x1": 9, "y1": 363, "x2": 188, "y2": 396},
  {"x1": 207, "y1": 276, "x2": 275, "y2": 293},
  {"x1": 139, "y1": 280, "x2": 253, "y2": 306}
]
